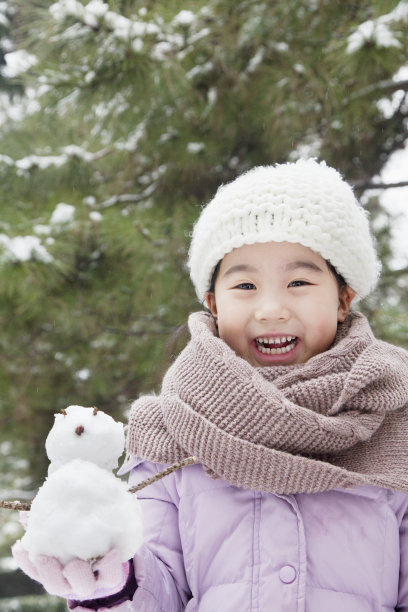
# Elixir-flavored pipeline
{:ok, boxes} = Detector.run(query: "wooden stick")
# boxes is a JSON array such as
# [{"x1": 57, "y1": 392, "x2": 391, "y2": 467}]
[
  {"x1": 128, "y1": 456, "x2": 197, "y2": 493},
  {"x1": 0, "y1": 500, "x2": 31, "y2": 511}
]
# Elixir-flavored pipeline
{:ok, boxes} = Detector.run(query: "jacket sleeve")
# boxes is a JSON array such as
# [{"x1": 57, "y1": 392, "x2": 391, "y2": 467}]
[
  {"x1": 70, "y1": 458, "x2": 190, "y2": 612},
  {"x1": 396, "y1": 494, "x2": 408, "y2": 611},
  {"x1": 128, "y1": 458, "x2": 191, "y2": 611}
]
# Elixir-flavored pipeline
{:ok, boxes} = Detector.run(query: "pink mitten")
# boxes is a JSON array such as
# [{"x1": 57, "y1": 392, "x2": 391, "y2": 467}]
[{"x1": 12, "y1": 541, "x2": 129, "y2": 599}]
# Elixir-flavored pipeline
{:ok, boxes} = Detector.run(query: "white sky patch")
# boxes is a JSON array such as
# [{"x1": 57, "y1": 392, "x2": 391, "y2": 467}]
[
  {"x1": 0, "y1": 234, "x2": 53, "y2": 263},
  {"x1": 379, "y1": 145, "x2": 408, "y2": 267},
  {"x1": 377, "y1": 65, "x2": 408, "y2": 118},
  {"x1": 362, "y1": 144, "x2": 408, "y2": 267},
  {"x1": 50, "y1": 202, "x2": 76, "y2": 224}
]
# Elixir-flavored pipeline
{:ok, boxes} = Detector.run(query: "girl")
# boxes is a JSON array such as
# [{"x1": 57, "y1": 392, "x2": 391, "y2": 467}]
[{"x1": 13, "y1": 159, "x2": 408, "y2": 611}]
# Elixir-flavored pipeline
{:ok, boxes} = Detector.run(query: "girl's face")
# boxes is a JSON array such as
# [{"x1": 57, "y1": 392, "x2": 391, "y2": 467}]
[{"x1": 205, "y1": 241, "x2": 355, "y2": 367}]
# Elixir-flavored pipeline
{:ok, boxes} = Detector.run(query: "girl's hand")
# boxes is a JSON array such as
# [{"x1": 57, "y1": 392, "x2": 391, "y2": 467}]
[{"x1": 11, "y1": 541, "x2": 129, "y2": 599}]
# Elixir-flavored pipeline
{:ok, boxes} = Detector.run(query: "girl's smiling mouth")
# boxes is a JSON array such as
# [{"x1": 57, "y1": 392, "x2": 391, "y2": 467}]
[
  {"x1": 255, "y1": 336, "x2": 298, "y2": 355},
  {"x1": 251, "y1": 335, "x2": 301, "y2": 364}
]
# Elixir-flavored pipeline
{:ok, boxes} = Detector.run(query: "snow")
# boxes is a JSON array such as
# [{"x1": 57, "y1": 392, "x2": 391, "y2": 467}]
[
  {"x1": 19, "y1": 406, "x2": 143, "y2": 564},
  {"x1": 172, "y1": 10, "x2": 196, "y2": 27},
  {"x1": 186, "y1": 61, "x2": 213, "y2": 81},
  {"x1": 45, "y1": 405, "x2": 124, "y2": 473},
  {"x1": 2, "y1": 50, "x2": 38, "y2": 78},
  {"x1": 89, "y1": 210, "x2": 102, "y2": 222},
  {"x1": 50, "y1": 202, "x2": 75, "y2": 224},
  {"x1": 75, "y1": 367, "x2": 91, "y2": 380},
  {"x1": 21, "y1": 459, "x2": 143, "y2": 564},
  {"x1": 187, "y1": 142, "x2": 205, "y2": 154},
  {"x1": 347, "y1": 20, "x2": 401, "y2": 53},
  {"x1": 247, "y1": 48, "x2": 265, "y2": 73},
  {"x1": 0, "y1": 153, "x2": 13, "y2": 166},
  {"x1": 347, "y1": 1, "x2": 408, "y2": 54},
  {"x1": 50, "y1": 0, "x2": 160, "y2": 47},
  {"x1": 0, "y1": 2, "x2": 10, "y2": 28},
  {"x1": 15, "y1": 154, "x2": 66, "y2": 171},
  {"x1": 33, "y1": 224, "x2": 51, "y2": 235},
  {"x1": 0, "y1": 234, "x2": 53, "y2": 263}
]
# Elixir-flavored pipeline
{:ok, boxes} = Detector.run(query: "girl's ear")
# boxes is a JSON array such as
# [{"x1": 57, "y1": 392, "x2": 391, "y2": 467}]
[
  {"x1": 337, "y1": 285, "x2": 356, "y2": 322},
  {"x1": 204, "y1": 292, "x2": 218, "y2": 317}
]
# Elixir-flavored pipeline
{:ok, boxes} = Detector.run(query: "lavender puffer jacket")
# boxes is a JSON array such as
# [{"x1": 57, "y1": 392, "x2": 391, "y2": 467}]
[{"x1": 77, "y1": 456, "x2": 408, "y2": 612}]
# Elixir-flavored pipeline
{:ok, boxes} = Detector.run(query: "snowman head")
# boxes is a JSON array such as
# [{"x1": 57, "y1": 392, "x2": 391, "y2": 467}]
[{"x1": 45, "y1": 405, "x2": 125, "y2": 474}]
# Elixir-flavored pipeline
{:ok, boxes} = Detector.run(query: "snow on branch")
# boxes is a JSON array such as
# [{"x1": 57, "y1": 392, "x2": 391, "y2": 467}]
[
  {"x1": 0, "y1": 145, "x2": 111, "y2": 173},
  {"x1": 347, "y1": 1, "x2": 408, "y2": 53},
  {"x1": 0, "y1": 234, "x2": 53, "y2": 263},
  {"x1": 49, "y1": 0, "x2": 189, "y2": 58},
  {"x1": 48, "y1": 0, "x2": 207, "y2": 61},
  {"x1": 98, "y1": 187, "x2": 155, "y2": 209}
]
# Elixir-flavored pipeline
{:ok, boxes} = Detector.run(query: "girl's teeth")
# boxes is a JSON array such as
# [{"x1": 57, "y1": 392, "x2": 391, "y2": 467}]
[
  {"x1": 257, "y1": 336, "x2": 296, "y2": 345},
  {"x1": 256, "y1": 339, "x2": 297, "y2": 354}
]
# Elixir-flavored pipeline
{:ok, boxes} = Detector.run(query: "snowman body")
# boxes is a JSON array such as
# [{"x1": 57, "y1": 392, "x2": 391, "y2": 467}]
[{"x1": 21, "y1": 406, "x2": 143, "y2": 563}]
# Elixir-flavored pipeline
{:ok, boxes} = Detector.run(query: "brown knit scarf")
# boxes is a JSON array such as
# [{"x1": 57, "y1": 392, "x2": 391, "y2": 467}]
[{"x1": 127, "y1": 311, "x2": 408, "y2": 494}]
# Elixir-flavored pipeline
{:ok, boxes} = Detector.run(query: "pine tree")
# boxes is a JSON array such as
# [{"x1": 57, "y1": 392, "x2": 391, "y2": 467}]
[{"x1": 0, "y1": 0, "x2": 407, "y2": 489}]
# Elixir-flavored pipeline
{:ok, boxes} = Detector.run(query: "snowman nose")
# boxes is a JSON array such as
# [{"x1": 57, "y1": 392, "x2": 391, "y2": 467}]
[{"x1": 75, "y1": 426, "x2": 85, "y2": 436}]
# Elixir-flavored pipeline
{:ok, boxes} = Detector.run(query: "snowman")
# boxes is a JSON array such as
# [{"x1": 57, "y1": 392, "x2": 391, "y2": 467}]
[{"x1": 19, "y1": 405, "x2": 143, "y2": 565}]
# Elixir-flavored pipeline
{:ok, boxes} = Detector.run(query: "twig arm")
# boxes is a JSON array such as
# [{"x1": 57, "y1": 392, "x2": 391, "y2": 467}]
[{"x1": 128, "y1": 456, "x2": 197, "y2": 493}]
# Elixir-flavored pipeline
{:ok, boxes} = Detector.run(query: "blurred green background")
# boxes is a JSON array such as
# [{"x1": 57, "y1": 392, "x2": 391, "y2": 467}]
[{"x1": 0, "y1": 0, "x2": 407, "y2": 607}]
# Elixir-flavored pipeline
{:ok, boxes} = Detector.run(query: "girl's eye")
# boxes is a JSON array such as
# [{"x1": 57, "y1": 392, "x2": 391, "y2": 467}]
[
  {"x1": 288, "y1": 280, "x2": 310, "y2": 288},
  {"x1": 234, "y1": 282, "x2": 256, "y2": 290}
]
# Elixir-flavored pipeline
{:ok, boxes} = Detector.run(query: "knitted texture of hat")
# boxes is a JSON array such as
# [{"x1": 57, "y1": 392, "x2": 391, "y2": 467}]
[{"x1": 188, "y1": 159, "x2": 381, "y2": 300}]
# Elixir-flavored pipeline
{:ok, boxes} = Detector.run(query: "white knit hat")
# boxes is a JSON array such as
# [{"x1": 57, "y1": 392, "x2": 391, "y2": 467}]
[{"x1": 188, "y1": 159, "x2": 381, "y2": 301}]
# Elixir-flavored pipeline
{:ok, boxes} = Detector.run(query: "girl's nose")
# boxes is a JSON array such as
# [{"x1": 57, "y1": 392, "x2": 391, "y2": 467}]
[{"x1": 254, "y1": 295, "x2": 290, "y2": 322}]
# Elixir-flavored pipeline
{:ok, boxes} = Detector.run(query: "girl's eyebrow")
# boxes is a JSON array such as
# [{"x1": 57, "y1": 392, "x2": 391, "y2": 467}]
[
  {"x1": 285, "y1": 260, "x2": 324, "y2": 273},
  {"x1": 222, "y1": 260, "x2": 324, "y2": 278},
  {"x1": 222, "y1": 264, "x2": 258, "y2": 277}
]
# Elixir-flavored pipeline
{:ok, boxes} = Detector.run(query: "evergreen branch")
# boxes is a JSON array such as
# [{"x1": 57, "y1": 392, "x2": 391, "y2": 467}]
[
  {"x1": 347, "y1": 79, "x2": 408, "y2": 101},
  {"x1": 98, "y1": 186, "x2": 156, "y2": 209},
  {"x1": 0, "y1": 457, "x2": 197, "y2": 511},
  {"x1": 105, "y1": 325, "x2": 176, "y2": 336},
  {"x1": 353, "y1": 180, "x2": 408, "y2": 190}
]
